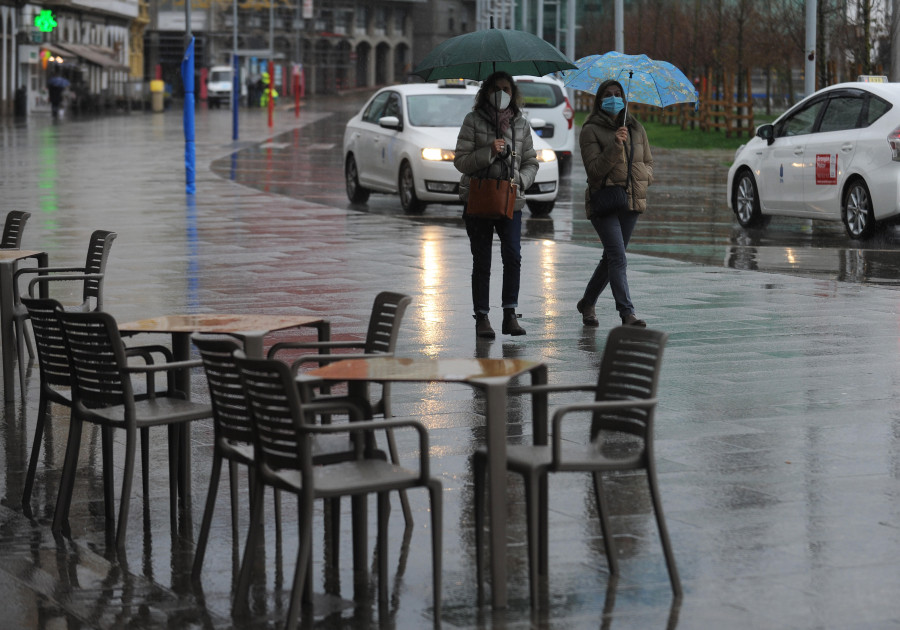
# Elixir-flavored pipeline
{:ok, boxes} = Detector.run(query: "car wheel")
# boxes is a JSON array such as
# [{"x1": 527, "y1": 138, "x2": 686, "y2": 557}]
[
  {"x1": 345, "y1": 155, "x2": 370, "y2": 203},
  {"x1": 733, "y1": 170, "x2": 769, "y2": 228},
  {"x1": 842, "y1": 179, "x2": 876, "y2": 239},
  {"x1": 527, "y1": 200, "x2": 555, "y2": 215},
  {"x1": 399, "y1": 161, "x2": 425, "y2": 214}
]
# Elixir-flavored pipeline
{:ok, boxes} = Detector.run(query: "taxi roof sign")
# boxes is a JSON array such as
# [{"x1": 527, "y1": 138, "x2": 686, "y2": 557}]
[
  {"x1": 857, "y1": 75, "x2": 889, "y2": 83},
  {"x1": 437, "y1": 78, "x2": 467, "y2": 88}
]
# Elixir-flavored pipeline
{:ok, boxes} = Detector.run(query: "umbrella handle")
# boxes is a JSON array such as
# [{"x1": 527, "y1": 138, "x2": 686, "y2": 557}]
[{"x1": 624, "y1": 70, "x2": 633, "y2": 123}]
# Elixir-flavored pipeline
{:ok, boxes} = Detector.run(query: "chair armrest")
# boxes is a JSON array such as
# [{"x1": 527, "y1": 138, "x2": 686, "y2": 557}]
[
  {"x1": 551, "y1": 398, "x2": 658, "y2": 464},
  {"x1": 123, "y1": 358, "x2": 203, "y2": 374},
  {"x1": 307, "y1": 418, "x2": 430, "y2": 479},
  {"x1": 507, "y1": 383, "x2": 596, "y2": 396},
  {"x1": 290, "y1": 351, "x2": 391, "y2": 373},
  {"x1": 15, "y1": 265, "x2": 86, "y2": 279},
  {"x1": 125, "y1": 344, "x2": 174, "y2": 363},
  {"x1": 27, "y1": 273, "x2": 103, "y2": 297},
  {"x1": 268, "y1": 339, "x2": 364, "y2": 359}
]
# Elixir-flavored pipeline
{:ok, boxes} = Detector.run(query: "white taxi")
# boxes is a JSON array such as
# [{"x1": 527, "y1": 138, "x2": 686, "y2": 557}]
[
  {"x1": 727, "y1": 80, "x2": 900, "y2": 239},
  {"x1": 343, "y1": 81, "x2": 559, "y2": 215}
]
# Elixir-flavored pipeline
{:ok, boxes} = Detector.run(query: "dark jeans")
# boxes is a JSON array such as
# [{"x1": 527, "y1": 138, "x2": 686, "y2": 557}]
[
  {"x1": 464, "y1": 209, "x2": 522, "y2": 314},
  {"x1": 582, "y1": 208, "x2": 639, "y2": 317}
]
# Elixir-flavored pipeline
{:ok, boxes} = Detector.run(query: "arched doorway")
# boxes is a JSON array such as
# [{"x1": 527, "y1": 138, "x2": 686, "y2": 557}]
[
  {"x1": 336, "y1": 41, "x2": 352, "y2": 91},
  {"x1": 375, "y1": 42, "x2": 390, "y2": 85},
  {"x1": 355, "y1": 42, "x2": 370, "y2": 88},
  {"x1": 314, "y1": 39, "x2": 333, "y2": 94},
  {"x1": 394, "y1": 43, "x2": 410, "y2": 83}
]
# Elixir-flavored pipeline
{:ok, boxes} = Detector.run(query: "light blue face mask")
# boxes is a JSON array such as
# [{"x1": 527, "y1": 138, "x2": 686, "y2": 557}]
[{"x1": 601, "y1": 96, "x2": 625, "y2": 115}]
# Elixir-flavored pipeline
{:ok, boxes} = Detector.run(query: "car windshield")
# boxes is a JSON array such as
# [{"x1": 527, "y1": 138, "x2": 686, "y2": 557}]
[
  {"x1": 517, "y1": 81, "x2": 563, "y2": 108},
  {"x1": 406, "y1": 94, "x2": 474, "y2": 127},
  {"x1": 210, "y1": 70, "x2": 231, "y2": 82}
]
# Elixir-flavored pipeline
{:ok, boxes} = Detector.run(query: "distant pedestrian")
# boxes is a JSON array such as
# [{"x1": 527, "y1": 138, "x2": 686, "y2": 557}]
[
  {"x1": 47, "y1": 72, "x2": 69, "y2": 120},
  {"x1": 454, "y1": 71, "x2": 539, "y2": 339},
  {"x1": 577, "y1": 79, "x2": 653, "y2": 328}
]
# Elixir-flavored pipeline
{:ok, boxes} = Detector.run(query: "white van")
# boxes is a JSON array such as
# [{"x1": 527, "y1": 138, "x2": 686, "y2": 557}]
[{"x1": 207, "y1": 66, "x2": 246, "y2": 108}]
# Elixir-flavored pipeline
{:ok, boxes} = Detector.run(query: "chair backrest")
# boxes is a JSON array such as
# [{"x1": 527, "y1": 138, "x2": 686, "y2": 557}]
[
  {"x1": 21, "y1": 296, "x2": 72, "y2": 389},
  {"x1": 82, "y1": 230, "x2": 117, "y2": 306},
  {"x1": 236, "y1": 354, "x2": 309, "y2": 475},
  {"x1": 363, "y1": 291, "x2": 412, "y2": 355},
  {"x1": 192, "y1": 334, "x2": 253, "y2": 446},
  {"x1": 1, "y1": 211, "x2": 31, "y2": 249},
  {"x1": 592, "y1": 326, "x2": 667, "y2": 441},
  {"x1": 58, "y1": 310, "x2": 132, "y2": 409}
]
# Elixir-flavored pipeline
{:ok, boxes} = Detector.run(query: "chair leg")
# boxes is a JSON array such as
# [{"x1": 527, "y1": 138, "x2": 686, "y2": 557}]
[
  {"x1": 646, "y1": 466, "x2": 682, "y2": 597},
  {"x1": 285, "y1": 490, "x2": 315, "y2": 630},
  {"x1": 22, "y1": 393, "x2": 49, "y2": 513},
  {"x1": 472, "y1": 451, "x2": 486, "y2": 599},
  {"x1": 115, "y1": 426, "x2": 137, "y2": 553},
  {"x1": 428, "y1": 479, "x2": 443, "y2": 620},
  {"x1": 52, "y1": 415, "x2": 83, "y2": 534},
  {"x1": 101, "y1": 426, "x2": 115, "y2": 524},
  {"x1": 234, "y1": 476, "x2": 265, "y2": 617},
  {"x1": 168, "y1": 426, "x2": 179, "y2": 534},
  {"x1": 592, "y1": 471, "x2": 619, "y2": 575},
  {"x1": 141, "y1": 427, "x2": 150, "y2": 500},
  {"x1": 384, "y1": 428, "x2": 414, "y2": 529},
  {"x1": 228, "y1": 459, "x2": 240, "y2": 542},
  {"x1": 14, "y1": 318, "x2": 27, "y2": 400},
  {"x1": 377, "y1": 491, "x2": 390, "y2": 604},
  {"x1": 192, "y1": 451, "x2": 223, "y2": 581},
  {"x1": 522, "y1": 470, "x2": 540, "y2": 608}
]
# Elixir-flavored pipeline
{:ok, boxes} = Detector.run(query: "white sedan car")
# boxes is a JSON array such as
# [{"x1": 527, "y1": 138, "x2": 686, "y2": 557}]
[
  {"x1": 343, "y1": 81, "x2": 559, "y2": 215},
  {"x1": 727, "y1": 80, "x2": 900, "y2": 239}
]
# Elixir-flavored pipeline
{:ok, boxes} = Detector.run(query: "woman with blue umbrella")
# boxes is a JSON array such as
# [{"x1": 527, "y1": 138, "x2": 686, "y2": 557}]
[{"x1": 576, "y1": 79, "x2": 653, "y2": 328}]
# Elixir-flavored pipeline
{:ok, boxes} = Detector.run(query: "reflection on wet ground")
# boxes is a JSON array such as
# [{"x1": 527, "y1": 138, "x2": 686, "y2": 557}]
[{"x1": 211, "y1": 91, "x2": 900, "y2": 288}]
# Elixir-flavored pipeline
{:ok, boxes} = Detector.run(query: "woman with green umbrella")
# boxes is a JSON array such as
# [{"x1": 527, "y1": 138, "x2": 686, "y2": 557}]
[
  {"x1": 454, "y1": 71, "x2": 539, "y2": 339},
  {"x1": 577, "y1": 79, "x2": 653, "y2": 328}
]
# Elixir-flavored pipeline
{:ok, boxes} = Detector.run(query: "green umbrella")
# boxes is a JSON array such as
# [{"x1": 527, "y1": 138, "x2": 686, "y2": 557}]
[{"x1": 413, "y1": 25, "x2": 576, "y2": 82}]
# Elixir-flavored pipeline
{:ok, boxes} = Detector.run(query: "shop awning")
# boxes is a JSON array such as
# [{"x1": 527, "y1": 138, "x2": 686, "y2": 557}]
[{"x1": 43, "y1": 42, "x2": 129, "y2": 72}]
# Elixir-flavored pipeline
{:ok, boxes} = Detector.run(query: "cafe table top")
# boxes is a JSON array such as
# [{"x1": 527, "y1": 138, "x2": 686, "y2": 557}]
[{"x1": 118, "y1": 313, "x2": 327, "y2": 335}]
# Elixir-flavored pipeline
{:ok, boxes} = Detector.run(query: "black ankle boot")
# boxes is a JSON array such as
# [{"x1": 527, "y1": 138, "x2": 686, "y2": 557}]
[
  {"x1": 502, "y1": 308, "x2": 526, "y2": 336},
  {"x1": 475, "y1": 313, "x2": 495, "y2": 339}
]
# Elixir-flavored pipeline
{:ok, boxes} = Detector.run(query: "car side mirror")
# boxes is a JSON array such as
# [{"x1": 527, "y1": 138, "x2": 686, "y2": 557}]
[
  {"x1": 757, "y1": 123, "x2": 774, "y2": 146},
  {"x1": 530, "y1": 117, "x2": 547, "y2": 129},
  {"x1": 379, "y1": 116, "x2": 402, "y2": 131}
]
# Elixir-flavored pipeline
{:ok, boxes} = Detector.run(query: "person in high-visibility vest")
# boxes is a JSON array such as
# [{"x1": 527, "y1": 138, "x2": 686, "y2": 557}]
[{"x1": 260, "y1": 71, "x2": 278, "y2": 107}]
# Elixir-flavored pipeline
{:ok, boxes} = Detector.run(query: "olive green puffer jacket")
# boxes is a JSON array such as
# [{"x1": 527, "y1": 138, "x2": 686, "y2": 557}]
[{"x1": 580, "y1": 107, "x2": 653, "y2": 218}]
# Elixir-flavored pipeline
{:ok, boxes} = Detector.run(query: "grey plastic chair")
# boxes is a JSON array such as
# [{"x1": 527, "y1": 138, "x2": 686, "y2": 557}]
[
  {"x1": 54, "y1": 309, "x2": 212, "y2": 553},
  {"x1": 472, "y1": 326, "x2": 681, "y2": 603},
  {"x1": 232, "y1": 353, "x2": 442, "y2": 630},
  {"x1": 1, "y1": 210, "x2": 31, "y2": 249},
  {"x1": 267, "y1": 291, "x2": 414, "y2": 525},
  {"x1": 19, "y1": 297, "x2": 164, "y2": 516},
  {"x1": 12, "y1": 229, "x2": 117, "y2": 405},
  {"x1": 190, "y1": 334, "x2": 387, "y2": 581}
]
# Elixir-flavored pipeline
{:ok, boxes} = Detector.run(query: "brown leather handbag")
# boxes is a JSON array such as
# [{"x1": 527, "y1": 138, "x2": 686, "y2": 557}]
[
  {"x1": 465, "y1": 124, "x2": 518, "y2": 220},
  {"x1": 467, "y1": 169, "x2": 517, "y2": 220}
]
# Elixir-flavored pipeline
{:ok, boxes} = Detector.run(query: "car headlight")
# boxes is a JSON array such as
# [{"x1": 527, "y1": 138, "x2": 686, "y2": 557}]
[
  {"x1": 421, "y1": 148, "x2": 455, "y2": 161},
  {"x1": 535, "y1": 148, "x2": 557, "y2": 162}
]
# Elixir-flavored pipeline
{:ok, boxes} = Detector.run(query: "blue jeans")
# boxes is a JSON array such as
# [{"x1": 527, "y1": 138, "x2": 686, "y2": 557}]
[
  {"x1": 464, "y1": 210, "x2": 522, "y2": 314},
  {"x1": 582, "y1": 208, "x2": 639, "y2": 317}
]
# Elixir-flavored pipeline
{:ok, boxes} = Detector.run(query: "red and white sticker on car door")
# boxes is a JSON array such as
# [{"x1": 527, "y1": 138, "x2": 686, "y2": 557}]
[{"x1": 815, "y1": 154, "x2": 838, "y2": 185}]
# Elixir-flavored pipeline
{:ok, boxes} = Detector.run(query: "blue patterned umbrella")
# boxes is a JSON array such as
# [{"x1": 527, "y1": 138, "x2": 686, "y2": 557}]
[{"x1": 560, "y1": 51, "x2": 698, "y2": 111}]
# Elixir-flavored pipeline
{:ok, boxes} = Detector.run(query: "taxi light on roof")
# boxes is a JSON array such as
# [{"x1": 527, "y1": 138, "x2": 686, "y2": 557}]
[{"x1": 422, "y1": 148, "x2": 455, "y2": 161}]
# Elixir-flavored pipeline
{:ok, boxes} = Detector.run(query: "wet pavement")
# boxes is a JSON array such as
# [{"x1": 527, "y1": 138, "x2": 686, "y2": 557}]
[{"x1": 2, "y1": 97, "x2": 900, "y2": 629}]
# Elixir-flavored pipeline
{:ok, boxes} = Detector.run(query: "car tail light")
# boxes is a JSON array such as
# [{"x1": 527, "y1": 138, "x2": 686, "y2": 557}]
[
  {"x1": 889, "y1": 126, "x2": 900, "y2": 161},
  {"x1": 563, "y1": 98, "x2": 574, "y2": 129}
]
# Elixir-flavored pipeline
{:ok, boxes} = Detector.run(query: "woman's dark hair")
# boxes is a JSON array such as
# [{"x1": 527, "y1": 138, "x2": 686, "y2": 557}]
[{"x1": 474, "y1": 71, "x2": 523, "y2": 116}]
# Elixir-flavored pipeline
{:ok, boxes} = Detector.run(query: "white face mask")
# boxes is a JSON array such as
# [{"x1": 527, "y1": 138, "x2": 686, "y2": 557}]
[{"x1": 493, "y1": 89, "x2": 511, "y2": 111}]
